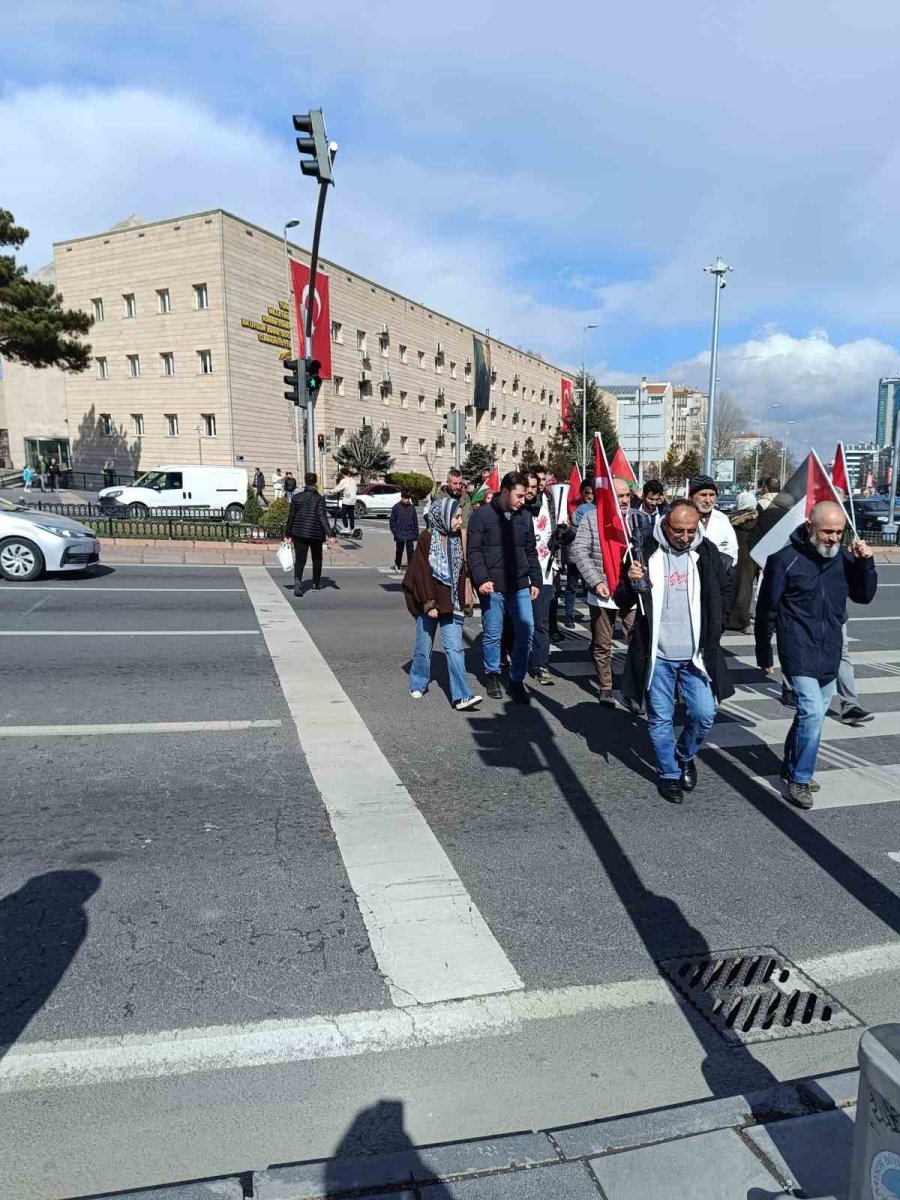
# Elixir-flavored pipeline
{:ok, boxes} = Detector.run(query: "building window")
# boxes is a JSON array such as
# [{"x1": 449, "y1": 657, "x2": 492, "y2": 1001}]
[
  {"x1": 157, "y1": 288, "x2": 171, "y2": 314},
  {"x1": 202, "y1": 413, "x2": 217, "y2": 437},
  {"x1": 165, "y1": 413, "x2": 179, "y2": 437},
  {"x1": 331, "y1": 321, "x2": 343, "y2": 343},
  {"x1": 418, "y1": 437, "x2": 426, "y2": 455},
  {"x1": 401, "y1": 435, "x2": 409, "y2": 453},
  {"x1": 356, "y1": 330, "x2": 367, "y2": 353},
  {"x1": 92, "y1": 298, "x2": 104, "y2": 323},
  {"x1": 379, "y1": 333, "x2": 389, "y2": 358},
  {"x1": 99, "y1": 413, "x2": 113, "y2": 436},
  {"x1": 399, "y1": 344, "x2": 408, "y2": 364},
  {"x1": 418, "y1": 350, "x2": 425, "y2": 369},
  {"x1": 194, "y1": 283, "x2": 209, "y2": 310},
  {"x1": 465, "y1": 361, "x2": 472, "y2": 383},
  {"x1": 334, "y1": 427, "x2": 345, "y2": 446},
  {"x1": 198, "y1": 350, "x2": 213, "y2": 374},
  {"x1": 123, "y1": 293, "x2": 136, "y2": 319},
  {"x1": 96, "y1": 356, "x2": 108, "y2": 380},
  {"x1": 161, "y1": 352, "x2": 174, "y2": 376},
  {"x1": 434, "y1": 355, "x2": 443, "y2": 374},
  {"x1": 450, "y1": 362, "x2": 457, "y2": 379},
  {"x1": 399, "y1": 390, "x2": 408, "y2": 409},
  {"x1": 501, "y1": 379, "x2": 507, "y2": 394},
  {"x1": 501, "y1": 448, "x2": 507, "y2": 462},
  {"x1": 127, "y1": 354, "x2": 141, "y2": 378},
  {"x1": 132, "y1": 413, "x2": 144, "y2": 437},
  {"x1": 418, "y1": 394, "x2": 426, "y2": 412},
  {"x1": 334, "y1": 375, "x2": 345, "y2": 396}
]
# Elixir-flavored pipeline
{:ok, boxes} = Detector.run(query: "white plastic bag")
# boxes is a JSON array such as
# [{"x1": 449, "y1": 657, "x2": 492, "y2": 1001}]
[{"x1": 277, "y1": 541, "x2": 294, "y2": 574}]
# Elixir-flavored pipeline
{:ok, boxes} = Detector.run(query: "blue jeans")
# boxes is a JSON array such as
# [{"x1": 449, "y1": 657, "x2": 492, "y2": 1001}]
[
  {"x1": 480, "y1": 589, "x2": 534, "y2": 682},
  {"x1": 783, "y1": 675, "x2": 837, "y2": 784},
  {"x1": 646, "y1": 659, "x2": 717, "y2": 780},
  {"x1": 410, "y1": 613, "x2": 471, "y2": 703}
]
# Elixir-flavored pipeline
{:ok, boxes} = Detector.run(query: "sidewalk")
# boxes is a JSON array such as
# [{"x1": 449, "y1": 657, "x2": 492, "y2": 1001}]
[
  {"x1": 74, "y1": 1069, "x2": 859, "y2": 1199},
  {"x1": 97, "y1": 537, "x2": 368, "y2": 567}
]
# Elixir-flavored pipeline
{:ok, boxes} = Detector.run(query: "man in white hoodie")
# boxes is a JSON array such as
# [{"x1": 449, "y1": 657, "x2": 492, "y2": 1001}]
[{"x1": 689, "y1": 475, "x2": 738, "y2": 567}]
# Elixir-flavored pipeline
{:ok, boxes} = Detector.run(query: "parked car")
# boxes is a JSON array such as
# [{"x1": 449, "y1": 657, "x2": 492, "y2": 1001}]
[
  {"x1": 716, "y1": 492, "x2": 739, "y2": 514},
  {"x1": 98, "y1": 465, "x2": 247, "y2": 520},
  {"x1": 850, "y1": 497, "x2": 893, "y2": 532},
  {"x1": 325, "y1": 482, "x2": 402, "y2": 518},
  {"x1": 0, "y1": 497, "x2": 100, "y2": 581}
]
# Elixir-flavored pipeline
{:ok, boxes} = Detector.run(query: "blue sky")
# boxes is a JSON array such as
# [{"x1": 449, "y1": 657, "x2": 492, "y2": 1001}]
[{"x1": 4, "y1": 0, "x2": 900, "y2": 446}]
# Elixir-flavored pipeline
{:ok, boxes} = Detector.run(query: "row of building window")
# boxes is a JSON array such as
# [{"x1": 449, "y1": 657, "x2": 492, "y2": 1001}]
[
  {"x1": 329, "y1": 427, "x2": 543, "y2": 462},
  {"x1": 96, "y1": 350, "x2": 213, "y2": 379},
  {"x1": 98, "y1": 412, "x2": 217, "y2": 438},
  {"x1": 91, "y1": 285, "x2": 209, "y2": 324}
]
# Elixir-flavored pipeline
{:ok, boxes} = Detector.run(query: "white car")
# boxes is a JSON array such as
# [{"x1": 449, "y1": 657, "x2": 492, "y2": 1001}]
[
  {"x1": 99, "y1": 465, "x2": 247, "y2": 520},
  {"x1": 0, "y1": 497, "x2": 100, "y2": 581},
  {"x1": 349, "y1": 483, "x2": 402, "y2": 518}
]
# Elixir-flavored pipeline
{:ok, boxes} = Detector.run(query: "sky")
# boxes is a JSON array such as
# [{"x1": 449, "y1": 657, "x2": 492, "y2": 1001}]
[{"x1": 3, "y1": 0, "x2": 900, "y2": 449}]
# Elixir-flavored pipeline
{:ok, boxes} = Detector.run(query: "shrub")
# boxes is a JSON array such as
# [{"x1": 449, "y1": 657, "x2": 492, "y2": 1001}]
[
  {"x1": 242, "y1": 485, "x2": 263, "y2": 526},
  {"x1": 386, "y1": 471, "x2": 434, "y2": 503},
  {"x1": 261, "y1": 496, "x2": 290, "y2": 538}
]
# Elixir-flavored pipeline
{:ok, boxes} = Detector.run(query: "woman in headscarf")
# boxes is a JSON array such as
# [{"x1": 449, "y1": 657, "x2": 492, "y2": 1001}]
[
  {"x1": 727, "y1": 490, "x2": 760, "y2": 632},
  {"x1": 402, "y1": 496, "x2": 482, "y2": 710}
]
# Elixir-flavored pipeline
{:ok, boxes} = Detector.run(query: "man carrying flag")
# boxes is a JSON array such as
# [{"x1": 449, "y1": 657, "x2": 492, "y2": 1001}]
[{"x1": 755, "y1": 474, "x2": 877, "y2": 809}]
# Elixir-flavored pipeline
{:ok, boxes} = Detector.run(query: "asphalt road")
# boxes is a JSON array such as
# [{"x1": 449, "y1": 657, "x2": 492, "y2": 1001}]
[{"x1": 2, "y1": 557, "x2": 900, "y2": 1198}]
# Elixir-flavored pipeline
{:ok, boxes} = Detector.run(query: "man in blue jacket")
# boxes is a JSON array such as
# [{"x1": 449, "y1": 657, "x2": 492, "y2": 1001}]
[
  {"x1": 389, "y1": 490, "x2": 419, "y2": 571},
  {"x1": 755, "y1": 500, "x2": 877, "y2": 809}
]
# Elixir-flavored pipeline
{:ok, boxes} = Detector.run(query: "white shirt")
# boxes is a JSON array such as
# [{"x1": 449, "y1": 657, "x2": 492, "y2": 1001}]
[
  {"x1": 271, "y1": 472, "x2": 284, "y2": 497},
  {"x1": 334, "y1": 476, "x2": 358, "y2": 503},
  {"x1": 699, "y1": 506, "x2": 738, "y2": 565}
]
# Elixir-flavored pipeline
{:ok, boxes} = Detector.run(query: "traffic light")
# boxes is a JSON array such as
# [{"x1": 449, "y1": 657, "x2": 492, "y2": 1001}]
[
  {"x1": 305, "y1": 358, "x2": 323, "y2": 402},
  {"x1": 442, "y1": 412, "x2": 452, "y2": 435},
  {"x1": 317, "y1": 433, "x2": 325, "y2": 450},
  {"x1": 293, "y1": 110, "x2": 334, "y2": 184},
  {"x1": 284, "y1": 359, "x2": 300, "y2": 405}
]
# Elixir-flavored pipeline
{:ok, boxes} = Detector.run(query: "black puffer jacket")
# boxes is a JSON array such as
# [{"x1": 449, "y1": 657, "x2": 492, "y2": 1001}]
[
  {"x1": 466, "y1": 495, "x2": 541, "y2": 594},
  {"x1": 285, "y1": 487, "x2": 331, "y2": 541}
]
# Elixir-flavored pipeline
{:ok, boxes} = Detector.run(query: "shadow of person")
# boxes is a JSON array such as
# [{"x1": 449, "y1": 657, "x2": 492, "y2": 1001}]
[
  {"x1": 0, "y1": 870, "x2": 100, "y2": 1059},
  {"x1": 323, "y1": 1098, "x2": 454, "y2": 1198}
]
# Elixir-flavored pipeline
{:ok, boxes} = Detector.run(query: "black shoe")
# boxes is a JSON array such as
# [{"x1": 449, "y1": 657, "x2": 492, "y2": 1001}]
[
  {"x1": 313, "y1": 583, "x2": 322, "y2": 590},
  {"x1": 624, "y1": 697, "x2": 644, "y2": 716},
  {"x1": 841, "y1": 706, "x2": 873, "y2": 725},
  {"x1": 563, "y1": 617, "x2": 575, "y2": 629},
  {"x1": 293, "y1": 583, "x2": 302, "y2": 597},
  {"x1": 679, "y1": 759, "x2": 697, "y2": 792},
  {"x1": 485, "y1": 673, "x2": 504, "y2": 700},
  {"x1": 509, "y1": 681, "x2": 530, "y2": 705},
  {"x1": 598, "y1": 688, "x2": 616, "y2": 707},
  {"x1": 658, "y1": 779, "x2": 684, "y2": 804}
]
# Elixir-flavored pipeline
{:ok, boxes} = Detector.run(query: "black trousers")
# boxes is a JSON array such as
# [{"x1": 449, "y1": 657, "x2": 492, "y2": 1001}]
[
  {"x1": 394, "y1": 538, "x2": 416, "y2": 568},
  {"x1": 341, "y1": 503, "x2": 356, "y2": 531},
  {"x1": 292, "y1": 536, "x2": 323, "y2": 585}
]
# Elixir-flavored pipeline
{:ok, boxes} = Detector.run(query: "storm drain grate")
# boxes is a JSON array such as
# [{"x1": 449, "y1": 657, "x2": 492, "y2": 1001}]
[{"x1": 656, "y1": 946, "x2": 861, "y2": 1045}]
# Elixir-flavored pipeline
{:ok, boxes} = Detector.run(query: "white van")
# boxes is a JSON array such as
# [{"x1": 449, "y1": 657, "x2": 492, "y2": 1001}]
[{"x1": 99, "y1": 465, "x2": 248, "y2": 520}]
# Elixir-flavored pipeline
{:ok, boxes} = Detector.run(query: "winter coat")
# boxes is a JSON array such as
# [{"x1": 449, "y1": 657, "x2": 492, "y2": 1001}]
[
  {"x1": 615, "y1": 533, "x2": 734, "y2": 703},
  {"x1": 727, "y1": 509, "x2": 759, "y2": 631},
  {"x1": 466, "y1": 495, "x2": 541, "y2": 594},
  {"x1": 569, "y1": 506, "x2": 613, "y2": 602},
  {"x1": 402, "y1": 530, "x2": 474, "y2": 617},
  {"x1": 285, "y1": 486, "x2": 331, "y2": 541},
  {"x1": 425, "y1": 486, "x2": 472, "y2": 528},
  {"x1": 700, "y1": 506, "x2": 738, "y2": 565},
  {"x1": 755, "y1": 526, "x2": 877, "y2": 684},
  {"x1": 389, "y1": 501, "x2": 420, "y2": 541}
]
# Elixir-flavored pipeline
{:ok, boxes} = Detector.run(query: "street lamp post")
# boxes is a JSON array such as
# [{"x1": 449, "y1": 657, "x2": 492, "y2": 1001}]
[
  {"x1": 702, "y1": 256, "x2": 733, "y2": 476},
  {"x1": 780, "y1": 421, "x2": 796, "y2": 483},
  {"x1": 752, "y1": 403, "x2": 780, "y2": 489},
  {"x1": 637, "y1": 375, "x2": 647, "y2": 488},
  {"x1": 282, "y1": 220, "x2": 303, "y2": 480},
  {"x1": 582, "y1": 323, "x2": 598, "y2": 479}
]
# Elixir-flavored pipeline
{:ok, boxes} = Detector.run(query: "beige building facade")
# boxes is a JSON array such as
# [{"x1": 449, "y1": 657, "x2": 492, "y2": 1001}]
[{"x1": 0, "y1": 210, "x2": 573, "y2": 486}]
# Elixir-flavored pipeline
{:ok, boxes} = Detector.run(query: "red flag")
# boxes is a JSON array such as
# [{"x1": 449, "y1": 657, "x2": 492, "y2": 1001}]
[
  {"x1": 610, "y1": 446, "x2": 637, "y2": 486},
  {"x1": 567, "y1": 463, "x2": 582, "y2": 517},
  {"x1": 289, "y1": 261, "x2": 333, "y2": 378},
  {"x1": 594, "y1": 434, "x2": 630, "y2": 593},
  {"x1": 560, "y1": 378, "x2": 574, "y2": 429},
  {"x1": 831, "y1": 441, "x2": 856, "y2": 532}
]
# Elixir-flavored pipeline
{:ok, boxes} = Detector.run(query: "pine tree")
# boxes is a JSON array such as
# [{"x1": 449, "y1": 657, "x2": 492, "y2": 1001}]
[
  {"x1": 565, "y1": 371, "x2": 618, "y2": 471},
  {"x1": 546, "y1": 426, "x2": 573, "y2": 481},
  {"x1": 242, "y1": 484, "x2": 263, "y2": 525},
  {"x1": 0, "y1": 207, "x2": 93, "y2": 370},
  {"x1": 460, "y1": 442, "x2": 494, "y2": 483},
  {"x1": 678, "y1": 449, "x2": 702, "y2": 481},
  {"x1": 660, "y1": 446, "x2": 682, "y2": 486},
  {"x1": 519, "y1": 436, "x2": 539, "y2": 472},
  {"x1": 334, "y1": 427, "x2": 395, "y2": 484}
]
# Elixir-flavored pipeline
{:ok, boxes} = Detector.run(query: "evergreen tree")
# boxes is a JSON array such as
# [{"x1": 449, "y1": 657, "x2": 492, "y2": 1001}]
[
  {"x1": 519, "y1": 436, "x2": 539, "y2": 472},
  {"x1": 660, "y1": 446, "x2": 682, "y2": 486},
  {"x1": 0, "y1": 207, "x2": 93, "y2": 370},
  {"x1": 334, "y1": 427, "x2": 395, "y2": 484},
  {"x1": 565, "y1": 371, "x2": 618, "y2": 471},
  {"x1": 546, "y1": 426, "x2": 573, "y2": 481},
  {"x1": 678, "y1": 449, "x2": 702, "y2": 481},
  {"x1": 242, "y1": 484, "x2": 263, "y2": 525},
  {"x1": 460, "y1": 442, "x2": 494, "y2": 483}
]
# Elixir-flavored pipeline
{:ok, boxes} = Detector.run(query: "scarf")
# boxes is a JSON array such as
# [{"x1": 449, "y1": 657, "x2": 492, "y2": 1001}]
[{"x1": 428, "y1": 496, "x2": 463, "y2": 610}]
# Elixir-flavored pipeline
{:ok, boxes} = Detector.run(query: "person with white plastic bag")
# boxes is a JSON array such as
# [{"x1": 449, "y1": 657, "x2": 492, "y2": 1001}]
[{"x1": 284, "y1": 472, "x2": 335, "y2": 596}]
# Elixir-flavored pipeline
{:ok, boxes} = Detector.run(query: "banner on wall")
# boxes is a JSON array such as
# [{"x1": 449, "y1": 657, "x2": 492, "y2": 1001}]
[
  {"x1": 289, "y1": 260, "x2": 333, "y2": 379},
  {"x1": 473, "y1": 336, "x2": 492, "y2": 412},
  {"x1": 560, "y1": 378, "x2": 574, "y2": 428}
]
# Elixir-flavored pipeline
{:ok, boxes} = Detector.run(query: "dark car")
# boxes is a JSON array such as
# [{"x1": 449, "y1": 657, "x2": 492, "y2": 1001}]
[
  {"x1": 851, "y1": 497, "x2": 892, "y2": 532},
  {"x1": 715, "y1": 492, "x2": 738, "y2": 514}
]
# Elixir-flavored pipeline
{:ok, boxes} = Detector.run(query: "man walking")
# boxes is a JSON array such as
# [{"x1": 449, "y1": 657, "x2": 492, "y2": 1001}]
[
  {"x1": 389, "y1": 490, "x2": 419, "y2": 571},
  {"x1": 563, "y1": 481, "x2": 594, "y2": 626},
  {"x1": 428, "y1": 468, "x2": 472, "y2": 527},
  {"x1": 253, "y1": 467, "x2": 266, "y2": 506},
  {"x1": 284, "y1": 472, "x2": 335, "y2": 596},
  {"x1": 755, "y1": 501, "x2": 876, "y2": 809},
  {"x1": 618, "y1": 498, "x2": 733, "y2": 804},
  {"x1": 570, "y1": 476, "x2": 637, "y2": 707},
  {"x1": 47, "y1": 457, "x2": 61, "y2": 492},
  {"x1": 689, "y1": 476, "x2": 738, "y2": 566},
  {"x1": 467, "y1": 471, "x2": 541, "y2": 704}
]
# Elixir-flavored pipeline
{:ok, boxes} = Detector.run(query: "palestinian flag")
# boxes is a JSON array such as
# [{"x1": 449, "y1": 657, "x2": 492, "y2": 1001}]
[
  {"x1": 567, "y1": 463, "x2": 583, "y2": 518},
  {"x1": 594, "y1": 433, "x2": 630, "y2": 592},
  {"x1": 610, "y1": 446, "x2": 637, "y2": 488},
  {"x1": 471, "y1": 466, "x2": 500, "y2": 505},
  {"x1": 831, "y1": 441, "x2": 857, "y2": 533},
  {"x1": 750, "y1": 450, "x2": 844, "y2": 567}
]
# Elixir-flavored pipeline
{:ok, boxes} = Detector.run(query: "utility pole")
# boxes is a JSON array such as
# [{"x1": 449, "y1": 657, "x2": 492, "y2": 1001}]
[
  {"x1": 702, "y1": 256, "x2": 733, "y2": 476},
  {"x1": 637, "y1": 375, "x2": 646, "y2": 488},
  {"x1": 885, "y1": 409, "x2": 900, "y2": 537},
  {"x1": 582, "y1": 323, "x2": 597, "y2": 478},
  {"x1": 282, "y1": 219, "x2": 304, "y2": 478}
]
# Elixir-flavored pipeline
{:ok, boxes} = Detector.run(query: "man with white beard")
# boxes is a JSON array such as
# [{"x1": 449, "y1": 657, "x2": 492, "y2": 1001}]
[{"x1": 755, "y1": 501, "x2": 877, "y2": 809}]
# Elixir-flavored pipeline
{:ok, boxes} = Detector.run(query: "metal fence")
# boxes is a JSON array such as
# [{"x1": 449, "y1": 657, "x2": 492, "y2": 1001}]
[
  {"x1": 81, "y1": 516, "x2": 270, "y2": 543},
  {"x1": 25, "y1": 502, "x2": 232, "y2": 521}
]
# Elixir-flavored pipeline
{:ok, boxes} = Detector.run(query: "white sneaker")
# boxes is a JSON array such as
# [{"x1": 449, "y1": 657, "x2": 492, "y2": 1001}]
[
  {"x1": 454, "y1": 695, "x2": 483, "y2": 711},
  {"x1": 410, "y1": 690, "x2": 424, "y2": 699}
]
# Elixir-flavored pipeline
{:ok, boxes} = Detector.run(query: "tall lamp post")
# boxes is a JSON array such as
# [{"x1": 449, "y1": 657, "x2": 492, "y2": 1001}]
[
  {"x1": 282, "y1": 219, "x2": 303, "y2": 479},
  {"x1": 582, "y1": 323, "x2": 598, "y2": 478},
  {"x1": 752, "y1": 403, "x2": 780, "y2": 489},
  {"x1": 702, "y1": 256, "x2": 733, "y2": 476},
  {"x1": 780, "y1": 420, "x2": 796, "y2": 483},
  {"x1": 637, "y1": 375, "x2": 647, "y2": 488}
]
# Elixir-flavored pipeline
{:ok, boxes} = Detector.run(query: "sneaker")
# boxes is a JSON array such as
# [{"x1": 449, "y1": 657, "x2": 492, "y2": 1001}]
[
  {"x1": 840, "y1": 706, "x2": 874, "y2": 725},
  {"x1": 598, "y1": 688, "x2": 616, "y2": 707},
  {"x1": 787, "y1": 780, "x2": 814, "y2": 810},
  {"x1": 780, "y1": 770, "x2": 820, "y2": 793},
  {"x1": 485, "y1": 673, "x2": 504, "y2": 700},
  {"x1": 535, "y1": 668, "x2": 555, "y2": 686},
  {"x1": 454, "y1": 695, "x2": 483, "y2": 711},
  {"x1": 509, "y1": 680, "x2": 530, "y2": 704},
  {"x1": 410, "y1": 690, "x2": 424, "y2": 699},
  {"x1": 563, "y1": 617, "x2": 575, "y2": 629}
]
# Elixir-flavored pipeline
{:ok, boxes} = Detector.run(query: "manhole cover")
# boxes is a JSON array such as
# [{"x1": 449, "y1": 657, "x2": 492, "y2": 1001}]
[{"x1": 657, "y1": 947, "x2": 861, "y2": 1045}]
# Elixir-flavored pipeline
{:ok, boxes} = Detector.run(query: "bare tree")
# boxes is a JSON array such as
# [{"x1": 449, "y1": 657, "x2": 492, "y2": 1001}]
[{"x1": 711, "y1": 390, "x2": 746, "y2": 460}]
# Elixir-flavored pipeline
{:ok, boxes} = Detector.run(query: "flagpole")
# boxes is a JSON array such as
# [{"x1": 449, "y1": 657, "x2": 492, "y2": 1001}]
[{"x1": 840, "y1": 441, "x2": 857, "y2": 538}]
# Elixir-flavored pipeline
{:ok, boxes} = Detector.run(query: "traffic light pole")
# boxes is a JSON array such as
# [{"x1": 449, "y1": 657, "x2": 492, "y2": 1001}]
[{"x1": 302, "y1": 180, "x2": 330, "y2": 475}]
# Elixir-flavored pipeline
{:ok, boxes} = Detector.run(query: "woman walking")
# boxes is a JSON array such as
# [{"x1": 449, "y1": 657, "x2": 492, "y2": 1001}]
[{"x1": 402, "y1": 497, "x2": 482, "y2": 711}]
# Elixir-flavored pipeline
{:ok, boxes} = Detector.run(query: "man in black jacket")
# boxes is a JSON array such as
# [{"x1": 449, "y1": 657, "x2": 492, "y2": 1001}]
[
  {"x1": 284, "y1": 473, "x2": 335, "y2": 596},
  {"x1": 755, "y1": 500, "x2": 876, "y2": 809},
  {"x1": 466, "y1": 471, "x2": 542, "y2": 703},
  {"x1": 389, "y1": 491, "x2": 419, "y2": 571},
  {"x1": 617, "y1": 499, "x2": 733, "y2": 804}
]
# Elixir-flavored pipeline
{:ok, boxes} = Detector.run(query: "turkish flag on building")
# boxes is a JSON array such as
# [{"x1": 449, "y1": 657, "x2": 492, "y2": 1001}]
[
  {"x1": 289, "y1": 260, "x2": 333, "y2": 379},
  {"x1": 609, "y1": 446, "x2": 637, "y2": 487},
  {"x1": 594, "y1": 433, "x2": 630, "y2": 593},
  {"x1": 560, "y1": 378, "x2": 574, "y2": 429}
]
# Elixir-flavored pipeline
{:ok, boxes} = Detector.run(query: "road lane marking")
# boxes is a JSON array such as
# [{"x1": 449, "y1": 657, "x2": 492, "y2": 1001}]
[
  {"x1": 0, "y1": 720, "x2": 281, "y2": 738},
  {"x1": 751, "y1": 764, "x2": 900, "y2": 809},
  {"x1": 0, "y1": 587, "x2": 245, "y2": 593},
  {"x1": 2, "y1": 938, "x2": 897, "y2": 1093},
  {"x1": 0, "y1": 630, "x2": 260, "y2": 636},
  {"x1": 240, "y1": 566, "x2": 523, "y2": 1008},
  {"x1": 848, "y1": 614, "x2": 900, "y2": 621},
  {"x1": 730, "y1": 676, "x2": 900, "y2": 700},
  {"x1": 888, "y1": 852, "x2": 900, "y2": 864},
  {"x1": 709, "y1": 709, "x2": 900, "y2": 750},
  {"x1": 726, "y1": 649, "x2": 900, "y2": 670}
]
